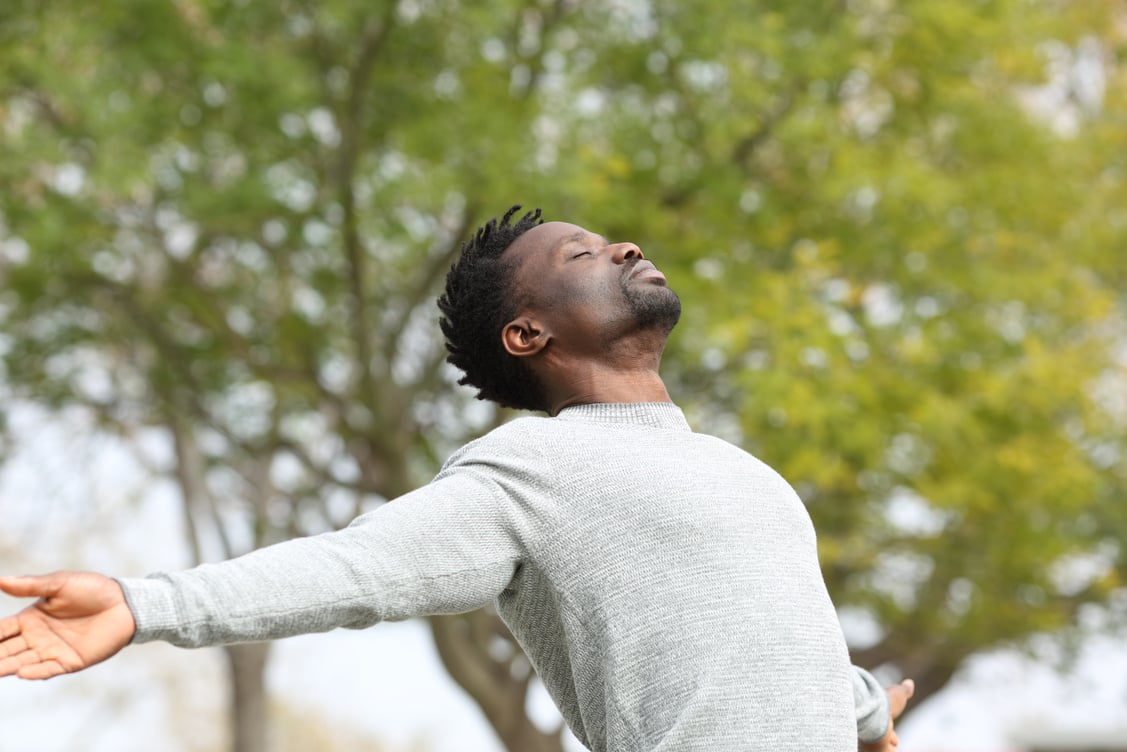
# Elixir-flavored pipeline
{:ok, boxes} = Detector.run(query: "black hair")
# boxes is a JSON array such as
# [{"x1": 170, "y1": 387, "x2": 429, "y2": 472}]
[{"x1": 438, "y1": 205, "x2": 546, "y2": 411}]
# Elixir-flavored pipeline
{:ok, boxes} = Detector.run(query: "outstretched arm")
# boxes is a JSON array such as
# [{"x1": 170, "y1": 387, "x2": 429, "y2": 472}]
[
  {"x1": 1, "y1": 462, "x2": 521, "y2": 667},
  {"x1": 118, "y1": 468, "x2": 522, "y2": 648},
  {"x1": 0, "y1": 572, "x2": 136, "y2": 680}
]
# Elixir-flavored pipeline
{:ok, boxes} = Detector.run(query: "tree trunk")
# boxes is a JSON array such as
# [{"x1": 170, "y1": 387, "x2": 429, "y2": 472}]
[
  {"x1": 430, "y1": 611, "x2": 565, "y2": 752},
  {"x1": 223, "y1": 642, "x2": 273, "y2": 752}
]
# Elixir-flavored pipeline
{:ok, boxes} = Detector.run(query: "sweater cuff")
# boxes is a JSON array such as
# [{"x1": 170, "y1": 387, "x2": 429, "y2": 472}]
[
  {"x1": 853, "y1": 666, "x2": 891, "y2": 743},
  {"x1": 115, "y1": 576, "x2": 182, "y2": 645}
]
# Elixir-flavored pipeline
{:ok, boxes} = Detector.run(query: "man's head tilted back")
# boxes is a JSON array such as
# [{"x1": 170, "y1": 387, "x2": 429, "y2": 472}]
[{"x1": 438, "y1": 206, "x2": 681, "y2": 414}]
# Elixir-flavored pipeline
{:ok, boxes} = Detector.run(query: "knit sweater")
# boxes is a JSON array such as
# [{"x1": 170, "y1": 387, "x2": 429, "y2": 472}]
[{"x1": 118, "y1": 402, "x2": 889, "y2": 750}]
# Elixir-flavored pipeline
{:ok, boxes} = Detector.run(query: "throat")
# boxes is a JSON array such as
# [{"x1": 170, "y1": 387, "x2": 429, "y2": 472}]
[{"x1": 546, "y1": 364, "x2": 672, "y2": 416}]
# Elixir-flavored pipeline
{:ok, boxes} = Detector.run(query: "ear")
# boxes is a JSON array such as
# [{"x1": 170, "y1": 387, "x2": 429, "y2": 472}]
[{"x1": 502, "y1": 316, "x2": 550, "y2": 358}]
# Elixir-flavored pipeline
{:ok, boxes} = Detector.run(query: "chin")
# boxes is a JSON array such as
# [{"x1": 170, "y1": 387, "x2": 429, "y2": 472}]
[{"x1": 630, "y1": 286, "x2": 682, "y2": 333}]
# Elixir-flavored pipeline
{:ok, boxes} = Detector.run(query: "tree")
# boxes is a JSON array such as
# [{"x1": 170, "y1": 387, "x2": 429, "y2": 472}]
[
  {"x1": 1, "y1": 1, "x2": 572, "y2": 749},
  {"x1": 550, "y1": 0, "x2": 1127, "y2": 707},
  {"x1": 0, "y1": 0, "x2": 1124, "y2": 748}
]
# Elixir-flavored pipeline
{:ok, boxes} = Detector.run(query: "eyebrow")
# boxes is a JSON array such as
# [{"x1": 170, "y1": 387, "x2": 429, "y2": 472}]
[{"x1": 552, "y1": 230, "x2": 611, "y2": 253}]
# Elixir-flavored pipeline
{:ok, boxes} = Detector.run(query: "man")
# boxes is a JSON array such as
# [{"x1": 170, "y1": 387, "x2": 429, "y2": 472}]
[{"x1": 0, "y1": 207, "x2": 913, "y2": 750}]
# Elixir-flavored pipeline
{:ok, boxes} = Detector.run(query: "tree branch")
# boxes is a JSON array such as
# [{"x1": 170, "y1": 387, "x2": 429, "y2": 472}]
[
  {"x1": 334, "y1": 8, "x2": 397, "y2": 423},
  {"x1": 731, "y1": 86, "x2": 800, "y2": 168},
  {"x1": 429, "y1": 611, "x2": 564, "y2": 752},
  {"x1": 167, "y1": 418, "x2": 208, "y2": 566},
  {"x1": 387, "y1": 208, "x2": 478, "y2": 361}
]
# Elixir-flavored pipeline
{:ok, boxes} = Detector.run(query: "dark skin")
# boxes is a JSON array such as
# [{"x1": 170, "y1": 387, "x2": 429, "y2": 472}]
[
  {"x1": 498, "y1": 221, "x2": 680, "y2": 415},
  {"x1": 0, "y1": 218, "x2": 912, "y2": 748},
  {"x1": 502, "y1": 221, "x2": 916, "y2": 749}
]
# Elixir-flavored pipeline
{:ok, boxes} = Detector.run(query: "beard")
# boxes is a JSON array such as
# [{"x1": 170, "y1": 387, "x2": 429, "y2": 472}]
[{"x1": 623, "y1": 281, "x2": 682, "y2": 336}]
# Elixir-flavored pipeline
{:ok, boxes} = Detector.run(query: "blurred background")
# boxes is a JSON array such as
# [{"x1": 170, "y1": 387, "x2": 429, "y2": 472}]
[{"x1": 0, "y1": 1, "x2": 1124, "y2": 750}]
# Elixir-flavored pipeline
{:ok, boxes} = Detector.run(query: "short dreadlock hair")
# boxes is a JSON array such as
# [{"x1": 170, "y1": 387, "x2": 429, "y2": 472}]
[{"x1": 438, "y1": 205, "x2": 547, "y2": 411}]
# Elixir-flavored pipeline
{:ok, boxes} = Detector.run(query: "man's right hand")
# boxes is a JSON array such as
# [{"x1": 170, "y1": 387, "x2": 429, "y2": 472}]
[{"x1": 0, "y1": 572, "x2": 135, "y2": 680}]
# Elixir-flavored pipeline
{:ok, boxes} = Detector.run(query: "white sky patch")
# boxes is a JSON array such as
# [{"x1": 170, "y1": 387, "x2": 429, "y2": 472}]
[
  {"x1": 837, "y1": 605, "x2": 885, "y2": 649},
  {"x1": 862, "y1": 283, "x2": 904, "y2": 327},
  {"x1": 52, "y1": 162, "x2": 86, "y2": 196},
  {"x1": 379, "y1": 150, "x2": 407, "y2": 181},
  {"x1": 826, "y1": 306, "x2": 861, "y2": 337},
  {"x1": 574, "y1": 87, "x2": 605, "y2": 117},
  {"x1": 899, "y1": 634, "x2": 1127, "y2": 750},
  {"x1": 164, "y1": 221, "x2": 197, "y2": 259},
  {"x1": 885, "y1": 487, "x2": 949, "y2": 537},
  {"x1": 846, "y1": 185, "x2": 880, "y2": 223},
  {"x1": 1050, "y1": 542, "x2": 1119, "y2": 597},
  {"x1": 265, "y1": 160, "x2": 316, "y2": 212},
  {"x1": 481, "y1": 37, "x2": 505, "y2": 63},
  {"x1": 1017, "y1": 36, "x2": 1108, "y2": 137},
  {"x1": 739, "y1": 189, "x2": 762, "y2": 213},
  {"x1": 292, "y1": 284, "x2": 326, "y2": 321},
  {"x1": 946, "y1": 577, "x2": 976, "y2": 617},
  {"x1": 262, "y1": 218, "x2": 287, "y2": 246},
  {"x1": 318, "y1": 353, "x2": 353, "y2": 393},
  {"x1": 0, "y1": 235, "x2": 30, "y2": 264},
  {"x1": 224, "y1": 305, "x2": 254, "y2": 336},
  {"x1": 279, "y1": 112, "x2": 306, "y2": 139},
  {"x1": 434, "y1": 69, "x2": 460, "y2": 99},
  {"x1": 680, "y1": 60, "x2": 727, "y2": 92},
  {"x1": 692, "y1": 257, "x2": 724, "y2": 280},
  {"x1": 870, "y1": 551, "x2": 934, "y2": 610},
  {"x1": 986, "y1": 300, "x2": 1027, "y2": 343},
  {"x1": 202, "y1": 81, "x2": 227, "y2": 107},
  {"x1": 600, "y1": 0, "x2": 658, "y2": 42},
  {"x1": 1091, "y1": 364, "x2": 1127, "y2": 427},
  {"x1": 2, "y1": 95, "x2": 35, "y2": 139},
  {"x1": 308, "y1": 107, "x2": 340, "y2": 147},
  {"x1": 302, "y1": 218, "x2": 332, "y2": 247},
  {"x1": 840, "y1": 68, "x2": 894, "y2": 137}
]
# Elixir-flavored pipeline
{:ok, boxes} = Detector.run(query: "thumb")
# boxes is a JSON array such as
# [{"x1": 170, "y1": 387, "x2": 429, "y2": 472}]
[
  {"x1": 887, "y1": 679, "x2": 915, "y2": 719},
  {"x1": 0, "y1": 574, "x2": 64, "y2": 599}
]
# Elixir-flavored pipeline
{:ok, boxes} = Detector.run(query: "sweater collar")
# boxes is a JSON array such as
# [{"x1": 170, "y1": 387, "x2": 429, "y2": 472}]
[{"x1": 555, "y1": 402, "x2": 691, "y2": 431}]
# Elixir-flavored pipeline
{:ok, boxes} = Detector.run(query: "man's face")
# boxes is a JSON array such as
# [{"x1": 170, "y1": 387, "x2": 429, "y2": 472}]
[{"x1": 502, "y1": 221, "x2": 681, "y2": 356}]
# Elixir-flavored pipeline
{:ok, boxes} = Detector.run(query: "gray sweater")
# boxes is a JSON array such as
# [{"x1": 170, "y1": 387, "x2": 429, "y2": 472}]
[{"x1": 119, "y1": 402, "x2": 889, "y2": 750}]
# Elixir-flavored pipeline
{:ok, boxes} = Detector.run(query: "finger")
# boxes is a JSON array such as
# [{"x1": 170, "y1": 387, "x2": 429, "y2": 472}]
[
  {"x1": 0, "y1": 654, "x2": 20, "y2": 677},
  {"x1": 0, "y1": 615, "x2": 21, "y2": 640},
  {"x1": 0, "y1": 575, "x2": 62, "y2": 600},
  {"x1": 0, "y1": 633, "x2": 29, "y2": 659},
  {"x1": 0, "y1": 646, "x2": 42, "y2": 677},
  {"x1": 18, "y1": 659, "x2": 67, "y2": 680},
  {"x1": 887, "y1": 679, "x2": 915, "y2": 718}
]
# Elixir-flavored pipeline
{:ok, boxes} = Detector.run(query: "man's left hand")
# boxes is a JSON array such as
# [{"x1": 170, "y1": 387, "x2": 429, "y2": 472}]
[{"x1": 860, "y1": 679, "x2": 915, "y2": 751}]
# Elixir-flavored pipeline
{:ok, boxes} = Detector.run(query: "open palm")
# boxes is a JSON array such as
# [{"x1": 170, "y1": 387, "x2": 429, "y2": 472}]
[{"x1": 0, "y1": 572, "x2": 136, "y2": 680}]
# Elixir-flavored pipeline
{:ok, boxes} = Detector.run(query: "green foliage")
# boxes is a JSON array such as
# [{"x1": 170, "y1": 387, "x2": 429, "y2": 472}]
[{"x1": 0, "y1": 0, "x2": 1124, "y2": 738}]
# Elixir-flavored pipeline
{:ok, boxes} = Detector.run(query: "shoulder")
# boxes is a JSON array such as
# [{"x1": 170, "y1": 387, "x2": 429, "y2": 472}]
[{"x1": 439, "y1": 415, "x2": 560, "y2": 471}]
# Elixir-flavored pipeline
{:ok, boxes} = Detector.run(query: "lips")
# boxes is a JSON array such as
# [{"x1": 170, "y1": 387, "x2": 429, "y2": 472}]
[{"x1": 628, "y1": 260, "x2": 666, "y2": 284}]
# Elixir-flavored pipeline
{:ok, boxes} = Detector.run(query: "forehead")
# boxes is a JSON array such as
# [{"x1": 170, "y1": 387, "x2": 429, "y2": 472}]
[{"x1": 503, "y1": 221, "x2": 592, "y2": 262}]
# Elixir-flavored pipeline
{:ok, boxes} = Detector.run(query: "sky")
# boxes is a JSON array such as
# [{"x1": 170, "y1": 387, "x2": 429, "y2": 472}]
[{"x1": 1, "y1": 403, "x2": 1125, "y2": 752}]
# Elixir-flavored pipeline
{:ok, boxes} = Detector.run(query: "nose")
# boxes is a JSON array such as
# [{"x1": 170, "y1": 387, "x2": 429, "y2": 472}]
[{"x1": 611, "y1": 243, "x2": 644, "y2": 264}]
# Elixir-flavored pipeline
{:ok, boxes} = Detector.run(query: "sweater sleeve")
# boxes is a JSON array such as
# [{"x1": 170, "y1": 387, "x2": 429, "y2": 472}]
[
  {"x1": 116, "y1": 468, "x2": 522, "y2": 648},
  {"x1": 852, "y1": 665, "x2": 890, "y2": 743}
]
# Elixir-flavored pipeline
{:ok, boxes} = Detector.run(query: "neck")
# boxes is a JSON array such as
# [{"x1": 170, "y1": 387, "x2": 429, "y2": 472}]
[{"x1": 541, "y1": 360, "x2": 672, "y2": 417}]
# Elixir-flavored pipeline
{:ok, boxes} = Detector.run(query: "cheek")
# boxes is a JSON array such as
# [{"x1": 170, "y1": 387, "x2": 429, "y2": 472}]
[
  {"x1": 542, "y1": 274, "x2": 601, "y2": 309},
  {"x1": 559, "y1": 277, "x2": 626, "y2": 320}
]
